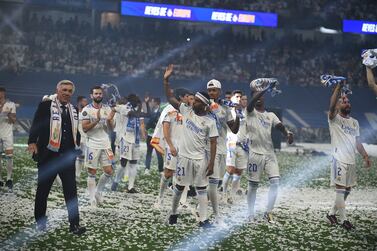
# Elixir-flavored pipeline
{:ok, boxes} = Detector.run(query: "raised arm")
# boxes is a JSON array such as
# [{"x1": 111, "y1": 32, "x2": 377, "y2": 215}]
[
  {"x1": 366, "y1": 67, "x2": 377, "y2": 96},
  {"x1": 328, "y1": 84, "x2": 342, "y2": 120},
  {"x1": 163, "y1": 64, "x2": 180, "y2": 110},
  {"x1": 247, "y1": 81, "x2": 276, "y2": 113}
]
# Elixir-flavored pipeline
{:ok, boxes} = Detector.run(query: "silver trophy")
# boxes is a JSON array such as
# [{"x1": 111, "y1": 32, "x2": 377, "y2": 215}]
[
  {"x1": 361, "y1": 49, "x2": 377, "y2": 69},
  {"x1": 250, "y1": 78, "x2": 282, "y2": 97},
  {"x1": 101, "y1": 83, "x2": 121, "y2": 106},
  {"x1": 320, "y1": 75, "x2": 352, "y2": 95}
]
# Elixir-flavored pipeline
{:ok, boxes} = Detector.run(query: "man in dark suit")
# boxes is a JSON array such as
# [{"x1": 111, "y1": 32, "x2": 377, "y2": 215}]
[{"x1": 28, "y1": 80, "x2": 86, "y2": 235}]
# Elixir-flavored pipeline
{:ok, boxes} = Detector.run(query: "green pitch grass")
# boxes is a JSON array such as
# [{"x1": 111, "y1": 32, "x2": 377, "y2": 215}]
[{"x1": 0, "y1": 141, "x2": 376, "y2": 250}]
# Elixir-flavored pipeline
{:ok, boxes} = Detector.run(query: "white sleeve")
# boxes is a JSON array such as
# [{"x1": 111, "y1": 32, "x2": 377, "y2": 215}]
[
  {"x1": 226, "y1": 107, "x2": 233, "y2": 122},
  {"x1": 355, "y1": 119, "x2": 360, "y2": 137},
  {"x1": 208, "y1": 119, "x2": 219, "y2": 138},
  {"x1": 81, "y1": 107, "x2": 90, "y2": 120}
]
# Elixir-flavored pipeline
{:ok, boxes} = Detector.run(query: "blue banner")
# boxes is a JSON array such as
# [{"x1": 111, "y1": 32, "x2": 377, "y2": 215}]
[
  {"x1": 343, "y1": 20, "x2": 377, "y2": 35},
  {"x1": 121, "y1": 1, "x2": 277, "y2": 27}
]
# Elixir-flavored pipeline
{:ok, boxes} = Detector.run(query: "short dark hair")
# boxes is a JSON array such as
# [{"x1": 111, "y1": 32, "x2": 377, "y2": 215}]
[
  {"x1": 90, "y1": 85, "x2": 102, "y2": 94},
  {"x1": 152, "y1": 97, "x2": 161, "y2": 105},
  {"x1": 225, "y1": 91, "x2": 232, "y2": 96},
  {"x1": 232, "y1": 90, "x2": 243, "y2": 96},
  {"x1": 0, "y1": 87, "x2": 5, "y2": 92},
  {"x1": 174, "y1": 88, "x2": 191, "y2": 101},
  {"x1": 77, "y1": 96, "x2": 86, "y2": 103},
  {"x1": 127, "y1": 93, "x2": 141, "y2": 107}
]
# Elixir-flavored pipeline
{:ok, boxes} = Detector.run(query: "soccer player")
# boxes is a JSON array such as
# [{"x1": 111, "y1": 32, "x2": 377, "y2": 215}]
[
  {"x1": 111, "y1": 94, "x2": 146, "y2": 193},
  {"x1": 0, "y1": 87, "x2": 16, "y2": 191},
  {"x1": 246, "y1": 81, "x2": 293, "y2": 223},
  {"x1": 82, "y1": 86, "x2": 115, "y2": 207},
  {"x1": 76, "y1": 96, "x2": 88, "y2": 184},
  {"x1": 164, "y1": 65, "x2": 218, "y2": 227},
  {"x1": 326, "y1": 84, "x2": 371, "y2": 230},
  {"x1": 154, "y1": 88, "x2": 191, "y2": 208},
  {"x1": 206, "y1": 80, "x2": 240, "y2": 224},
  {"x1": 187, "y1": 93, "x2": 195, "y2": 107},
  {"x1": 366, "y1": 66, "x2": 377, "y2": 96},
  {"x1": 223, "y1": 92, "x2": 248, "y2": 204}
]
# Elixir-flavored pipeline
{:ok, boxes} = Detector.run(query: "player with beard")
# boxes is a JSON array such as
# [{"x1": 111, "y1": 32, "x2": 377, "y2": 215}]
[
  {"x1": 164, "y1": 65, "x2": 218, "y2": 228},
  {"x1": 206, "y1": 80, "x2": 240, "y2": 225},
  {"x1": 111, "y1": 94, "x2": 146, "y2": 193},
  {"x1": 246, "y1": 82, "x2": 293, "y2": 223},
  {"x1": 76, "y1": 96, "x2": 88, "y2": 184},
  {"x1": 223, "y1": 92, "x2": 248, "y2": 204},
  {"x1": 326, "y1": 84, "x2": 371, "y2": 230},
  {"x1": 82, "y1": 86, "x2": 115, "y2": 207}
]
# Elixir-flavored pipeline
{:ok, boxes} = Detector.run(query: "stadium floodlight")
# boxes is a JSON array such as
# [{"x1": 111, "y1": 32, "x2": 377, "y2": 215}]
[{"x1": 319, "y1": 26, "x2": 340, "y2": 34}]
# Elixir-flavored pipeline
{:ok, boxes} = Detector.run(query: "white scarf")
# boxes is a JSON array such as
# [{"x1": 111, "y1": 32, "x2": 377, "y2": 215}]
[{"x1": 47, "y1": 97, "x2": 79, "y2": 152}]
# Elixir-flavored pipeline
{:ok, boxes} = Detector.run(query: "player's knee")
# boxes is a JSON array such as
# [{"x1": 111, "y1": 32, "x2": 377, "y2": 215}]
[
  {"x1": 164, "y1": 169, "x2": 174, "y2": 178},
  {"x1": 87, "y1": 172, "x2": 96, "y2": 179},
  {"x1": 4, "y1": 154, "x2": 13, "y2": 160},
  {"x1": 103, "y1": 166, "x2": 113, "y2": 175},
  {"x1": 269, "y1": 177, "x2": 279, "y2": 188},
  {"x1": 175, "y1": 184, "x2": 185, "y2": 192},
  {"x1": 87, "y1": 168, "x2": 96, "y2": 175}
]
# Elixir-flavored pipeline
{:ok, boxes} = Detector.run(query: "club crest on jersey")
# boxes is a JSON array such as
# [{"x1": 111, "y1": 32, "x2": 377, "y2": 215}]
[{"x1": 82, "y1": 111, "x2": 87, "y2": 116}]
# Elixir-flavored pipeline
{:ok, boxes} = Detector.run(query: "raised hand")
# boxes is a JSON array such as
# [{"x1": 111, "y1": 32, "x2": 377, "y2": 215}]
[{"x1": 164, "y1": 64, "x2": 174, "y2": 80}]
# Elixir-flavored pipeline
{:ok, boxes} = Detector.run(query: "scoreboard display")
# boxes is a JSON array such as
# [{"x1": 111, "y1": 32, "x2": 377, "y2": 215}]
[{"x1": 121, "y1": 1, "x2": 278, "y2": 27}]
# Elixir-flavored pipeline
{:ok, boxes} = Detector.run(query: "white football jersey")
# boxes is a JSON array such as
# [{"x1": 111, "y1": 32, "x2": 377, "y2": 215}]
[
  {"x1": 0, "y1": 101, "x2": 16, "y2": 137},
  {"x1": 246, "y1": 109, "x2": 281, "y2": 154},
  {"x1": 81, "y1": 103, "x2": 112, "y2": 149},
  {"x1": 179, "y1": 103, "x2": 218, "y2": 160},
  {"x1": 115, "y1": 103, "x2": 142, "y2": 144},
  {"x1": 162, "y1": 105, "x2": 183, "y2": 147},
  {"x1": 206, "y1": 102, "x2": 233, "y2": 155},
  {"x1": 329, "y1": 114, "x2": 360, "y2": 164}
]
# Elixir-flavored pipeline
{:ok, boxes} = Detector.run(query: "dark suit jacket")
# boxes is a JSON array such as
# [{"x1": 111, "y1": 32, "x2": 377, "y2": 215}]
[{"x1": 28, "y1": 100, "x2": 80, "y2": 165}]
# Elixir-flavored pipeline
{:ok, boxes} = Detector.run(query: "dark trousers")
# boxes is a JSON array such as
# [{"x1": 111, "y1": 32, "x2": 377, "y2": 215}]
[
  {"x1": 35, "y1": 152, "x2": 79, "y2": 227},
  {"x1": 145, "y1": 135, "x2": 163, "y2": 172}
]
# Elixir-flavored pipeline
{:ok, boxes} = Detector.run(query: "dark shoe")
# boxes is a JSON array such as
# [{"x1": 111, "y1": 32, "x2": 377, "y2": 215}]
[
  {"x1": 326, "y1": 214, "x2": 338, "y2": 225},
  {"x1": 111, "y1": 182, "x2": 118, "y2": 191},
  {"x1": 263, "y1": 212, "x2": 275, "y2": 224},
  {"x1": 0, "y1": 180, "x2": 4, "y2": 187},
  {"x1": 127, "y1": 188, "x2": 138, "y2": 194},
  {"x1": 168, "y1": 214, "x2": 178, "y2": 225},
  {"x1": 69, "y1": 225, "x2": 86, "y2": 235},
  {"x1": 6, "y1": 180, "x2": 13, "y2": 192},
  {"x1": 199, "y1": 219, "x2": 213, "y2": 228},
  {"x1": 341, "y1": 220, "x2": 355, "y2": 231}
]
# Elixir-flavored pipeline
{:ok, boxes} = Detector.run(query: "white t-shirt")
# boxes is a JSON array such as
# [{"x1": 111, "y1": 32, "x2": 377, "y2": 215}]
[
  {"x1": 329, "y1": 114, "x2": 360, "y2": 164},
  {"x1": 206, "y1": 102, "x2": 233, "y2": 154},
  {"x1": 162, "y1": 106, "x2": 183, "y2": 147},
  {"x1": 247, "y1": 109, "x2": 281, "y2": 154},
  {"x1": 178, "y1": 103, "x2": 218, "y2": 160},
  {"x1": 0, "y1": 101, "x2": 16, "y2": 137},
  {"x1": 78, "y1": 110, "x2": 87, "y2": 144},
  {"x1": 115, "y1": 103, "x2": 142, "y2": 144},
  {"x1": 81, "y1": 103, "x2": 112, "y2": 149}
]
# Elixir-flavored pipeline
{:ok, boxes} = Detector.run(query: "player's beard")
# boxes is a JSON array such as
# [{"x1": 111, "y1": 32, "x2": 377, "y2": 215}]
[
  {"x1": 93, "y1": 97, "x2": 103, "y2": 104},
  {"x1": 341, "y1": 107, "x2": 351, "y2": 115}
]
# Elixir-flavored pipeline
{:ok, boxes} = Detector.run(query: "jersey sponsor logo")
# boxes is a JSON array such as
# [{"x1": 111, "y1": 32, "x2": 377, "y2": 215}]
[
  {"x1": 185, "y1": 119, "x2": 203, "y2": 134},
  {"x1": 341, "y1": 124, "x2": 357, "y2": 136}
]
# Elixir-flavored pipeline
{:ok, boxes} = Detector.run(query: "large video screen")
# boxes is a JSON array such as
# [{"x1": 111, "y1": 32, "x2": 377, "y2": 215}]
[
  {"x1": 343, "y1": 20, "x2": 377, "y2": 35},
  {"x1": 121, "y1": 1, "x2": 278, "y2": 27}
]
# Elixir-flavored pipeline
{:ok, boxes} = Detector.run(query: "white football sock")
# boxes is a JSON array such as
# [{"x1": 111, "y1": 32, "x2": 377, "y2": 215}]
[{"x1": 196, "y1": 188, "x2": 208, "y2": 222}]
